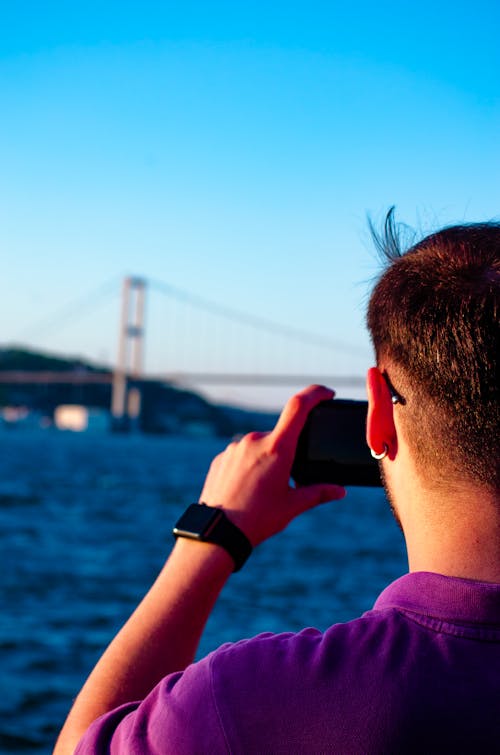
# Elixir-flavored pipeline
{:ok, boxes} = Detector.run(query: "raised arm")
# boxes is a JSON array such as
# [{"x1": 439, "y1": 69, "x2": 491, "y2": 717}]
[{"x1": 54, "y1": 384, "x2": 345, "y2": 754}]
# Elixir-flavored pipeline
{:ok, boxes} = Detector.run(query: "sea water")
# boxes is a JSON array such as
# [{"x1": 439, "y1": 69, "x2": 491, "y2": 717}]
[{"x1": 0, "y1": 430, "x2": 406, "y2": 753}]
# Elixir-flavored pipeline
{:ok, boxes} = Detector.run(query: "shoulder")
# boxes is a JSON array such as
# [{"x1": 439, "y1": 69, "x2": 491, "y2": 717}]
[
  {"x1": 202, "y1": 609, "x2": 408, "y2": 723},
  {"x1": 74, "y1": 620, "x2": 376, "y2": 753},
  {"x1": 77, "y1": 604, "x2": 500, "y2": 753}
]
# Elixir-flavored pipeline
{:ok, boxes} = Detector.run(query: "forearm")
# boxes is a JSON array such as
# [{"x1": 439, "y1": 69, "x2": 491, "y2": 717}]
[
  {"x1": 55, "y1": 537, "x2": 233, "y2": 755},
  {"x1": 55, "y1": 385, "x2": 345, "y2": 755}
]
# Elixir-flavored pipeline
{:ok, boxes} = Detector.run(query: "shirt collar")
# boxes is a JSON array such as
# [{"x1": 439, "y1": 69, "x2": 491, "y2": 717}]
[{"x1": 373, "y1": 571, "x2": 500, "y2": 626}]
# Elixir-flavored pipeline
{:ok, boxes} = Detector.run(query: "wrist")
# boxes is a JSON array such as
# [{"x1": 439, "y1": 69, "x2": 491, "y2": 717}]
[
  {"x1": 172, "y1": 535, "x2": 235, "y2": 576},
  {"x1": 173, "y1": 503, "x2": 253, "y2": 572}
]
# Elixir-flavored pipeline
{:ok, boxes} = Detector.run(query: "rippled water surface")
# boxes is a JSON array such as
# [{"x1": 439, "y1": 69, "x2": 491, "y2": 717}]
[{"x1": 0, "y1": 430, "x2": 406, "y2": 753}]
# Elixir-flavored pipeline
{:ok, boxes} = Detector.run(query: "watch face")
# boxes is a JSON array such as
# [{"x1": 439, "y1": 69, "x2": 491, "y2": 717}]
[{"x1": 173, "y1": 504, "x2": 222, "y2": 539}]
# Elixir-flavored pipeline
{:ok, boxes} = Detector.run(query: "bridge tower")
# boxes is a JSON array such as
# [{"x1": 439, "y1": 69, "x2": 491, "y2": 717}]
[{"x1": 111, "y1": 277, "x2": 147, "y2": 430}]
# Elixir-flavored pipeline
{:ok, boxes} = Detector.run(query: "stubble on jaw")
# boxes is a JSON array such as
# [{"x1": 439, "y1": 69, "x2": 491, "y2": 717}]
[{"x1": 379, "y1": 463, "x2": 403, "y2": 532}]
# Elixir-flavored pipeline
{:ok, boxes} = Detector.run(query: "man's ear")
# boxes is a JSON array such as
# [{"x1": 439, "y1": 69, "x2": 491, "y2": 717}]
[{"x1": 366, "y1": 367, "x2": 398, "y2": 459}]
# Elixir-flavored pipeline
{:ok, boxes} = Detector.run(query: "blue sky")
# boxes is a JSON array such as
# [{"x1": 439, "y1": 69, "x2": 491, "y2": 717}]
[{"x1": 1, "y1": 1, "x2": 499, "y2": 408}]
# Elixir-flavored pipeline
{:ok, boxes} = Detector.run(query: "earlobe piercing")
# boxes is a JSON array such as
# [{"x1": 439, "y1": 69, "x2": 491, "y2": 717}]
[{"x1": 370, "y1": 444, "x2": 389, "y2": 460}]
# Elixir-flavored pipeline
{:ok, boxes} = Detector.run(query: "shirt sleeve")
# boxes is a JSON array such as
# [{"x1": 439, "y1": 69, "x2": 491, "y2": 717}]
[{"x1": 75, "y1": 654, "x2": 230, "y2": 754}]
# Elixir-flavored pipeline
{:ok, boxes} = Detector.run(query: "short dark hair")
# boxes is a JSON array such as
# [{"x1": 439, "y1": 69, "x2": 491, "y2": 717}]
[{"x1": 367, "y1": 208, "x2": 500, "y2": 490}]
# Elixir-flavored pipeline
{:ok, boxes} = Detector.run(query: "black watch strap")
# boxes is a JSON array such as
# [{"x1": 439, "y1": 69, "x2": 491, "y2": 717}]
[{"x1": 173, "y1": 503, "x2": 253, "y2": 572}]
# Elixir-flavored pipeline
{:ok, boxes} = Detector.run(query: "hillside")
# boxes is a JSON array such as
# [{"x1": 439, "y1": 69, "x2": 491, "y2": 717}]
[{"x1": 0, "y1": 347, "x2": 278, "y2": 436}]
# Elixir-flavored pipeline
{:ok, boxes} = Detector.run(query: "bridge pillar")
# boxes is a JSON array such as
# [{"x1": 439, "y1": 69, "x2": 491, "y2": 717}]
[{"x1": 111, "y1": 277, "x2": 146, "y2": 431}]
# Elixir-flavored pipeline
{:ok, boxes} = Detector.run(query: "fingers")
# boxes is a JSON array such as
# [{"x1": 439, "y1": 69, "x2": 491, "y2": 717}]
[
  {"x1": 198, "y1": 386, "x2": 345, "y2": 545},
  {"x1": 270, "y1": 384, "x2": 334, "y2": 454},
  {"x1": 292, "y1": 482, "x2": 346, "y2": 515}
]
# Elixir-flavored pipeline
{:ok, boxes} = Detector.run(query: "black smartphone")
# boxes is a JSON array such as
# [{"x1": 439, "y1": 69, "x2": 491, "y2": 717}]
[{"x1": 291, "y1": 399, "x2": 382, "y2": 487}]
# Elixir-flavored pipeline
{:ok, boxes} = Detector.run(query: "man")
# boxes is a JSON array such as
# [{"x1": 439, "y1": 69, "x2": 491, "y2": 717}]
[{"x1": 56, "y1": 212, "x2": 499, "y2": 753}]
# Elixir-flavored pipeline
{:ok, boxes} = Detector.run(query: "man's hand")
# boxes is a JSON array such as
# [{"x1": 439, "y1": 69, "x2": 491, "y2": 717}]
[{"x1": 199, "y1": 384, "x2": 346, "y2": 546}]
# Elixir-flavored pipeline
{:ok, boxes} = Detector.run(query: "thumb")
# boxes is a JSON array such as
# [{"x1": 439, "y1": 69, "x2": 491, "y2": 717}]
[{"x1": 292, "y1": 483, "x2": 346, "y2": 515}]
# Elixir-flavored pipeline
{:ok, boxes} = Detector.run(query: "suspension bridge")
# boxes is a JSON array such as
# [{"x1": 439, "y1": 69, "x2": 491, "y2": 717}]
[{"x1": 1, "y1": 276, "x2": 370, "y2": 422}]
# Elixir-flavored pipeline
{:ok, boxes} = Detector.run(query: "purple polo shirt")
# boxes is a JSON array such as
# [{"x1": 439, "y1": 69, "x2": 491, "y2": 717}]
[{"x1": 76, "y1": 572, "x2": 500, "y2": 753}]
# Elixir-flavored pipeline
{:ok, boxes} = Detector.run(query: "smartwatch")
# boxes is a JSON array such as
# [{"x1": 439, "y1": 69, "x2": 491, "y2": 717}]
[{"x1": 173, "y1": 503, "x2": 252, "y2": 572}]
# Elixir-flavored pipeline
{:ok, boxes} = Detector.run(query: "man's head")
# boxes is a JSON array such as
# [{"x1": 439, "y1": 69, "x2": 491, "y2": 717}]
[{"x1": 367, "y1": 209, "x2": 500, "y2": 492}]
